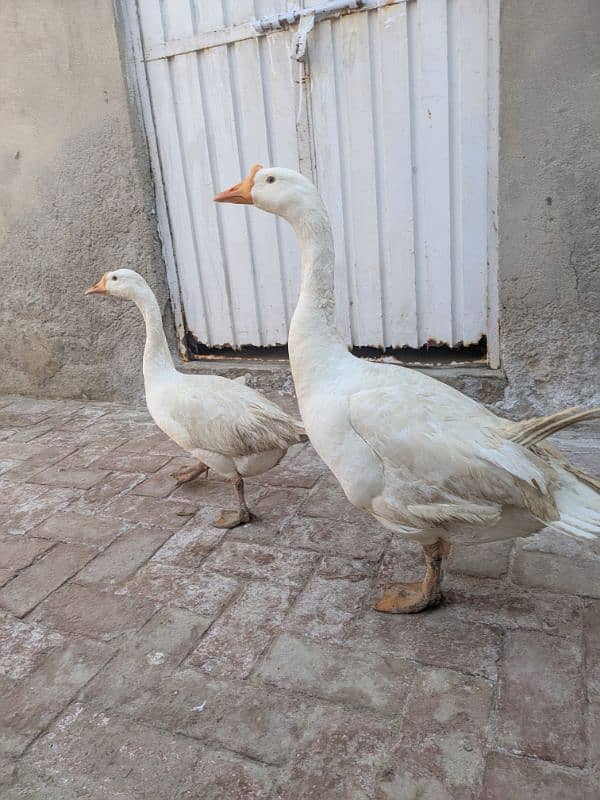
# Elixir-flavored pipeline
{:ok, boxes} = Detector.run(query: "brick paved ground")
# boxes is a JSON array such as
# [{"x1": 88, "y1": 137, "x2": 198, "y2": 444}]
[{"x1": 0, "y1": 394, "x2": 598, "y2": 799}]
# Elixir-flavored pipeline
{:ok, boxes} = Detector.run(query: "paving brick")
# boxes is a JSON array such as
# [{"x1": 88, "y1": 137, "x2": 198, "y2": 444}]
[
  {"x1": 282, "y1": 705, "x2": 391, "y2": 800},
  {"x1": 0, "y1": 536, "x2": 53, "y2": 570},
  {"x1": 0, "y1": 639, "x2": 112, "y2": 756},
  {"x1": 28, "y1": 466, "x2": 110, "y2": 490},
  {"x1": 278, "y1": 514, "x2": 390, "y2": 560},
  {"x1": 130, "y1": 456, "x2": 193, "y2": 498},
  {"x1": 0, "y1": 569, "x2": 14, "y2": 588},
  {"x1": 342, "y1": 610, "x2": 502, "y2": 681},
  {"x1": 0, "y1": 611, "x2": 64, "y2": 680},
  {"x1": 0, "y1": 486, "x2": 81, "y2": 536},
  {"x1": 118, "y1": 430, "x2": 185, "y2": 456},
  {"x1": 492, "y1": 629, "x2": 585, "y2": 766},
  {"x1": 21, "y1": 703, "x2": 202, "y2": 800},
  {"x1": 512, "y1": 530, "x2": 600, "y2": 597},
  {"x1": 71, "y1": 471, "x2": 145, "y2": 510},
  {"x1": 0, "y1": 459, "x2": 19, "y2": 476},
  {"x1": 31, "y1": 510, "x2": 129, "y2": 547},
  {"x1": 0, "y1": 442, "x2": 75, "y2": 469},
  {"x1": 0, "y1": 544, "x2": 95, "y2": 617},
  {"x1": 75, "y1": 524, "x2": 172, "y2": 586},
  {"x1": 480, "y1": 752, "x2": 594, "y2": 800},
  {"x1": 100, "y1": 493, "x2": 198, "y2": 530},
  {"x1": 117, "y1": 671, "x2": 312, "y2": 765},
  {"x1": 53, "y1": 438, "x2": 128, "y2": 469},
  {"x1": 30, "y1": 583, "x2": 157, "y2": 641},
  {"x1": 116, "y1": 562, "x2": 239, "y2": 617},
  {"x1": 258, "y1": 633, "x2": 415, "y2": 714},
  {"x1": 188, "y1": 583, "x2": 295, "y2": 679},
  {"x1": 202, "y1": 541, "x2": 318, "y2": 588},
  {"x1": 171, "y1": 474, "x2": 241, "y2": 508},
  {"x1": 88, "y1": 450, "x2": 172, "y2": 474},
  {"x1": 175, "y1": 750, "x2": 275, "y2": 800},
  {"x1": 584, "y1": 600, "x2": 600, "y2": 702},
  {"x1": 448, "y1": 539, "x2": 513, "y2": 579},
  {"x1": 284, "y1": 573, "x2": 372, "y2": 642},
  {"x1": 441, "y1": 575, "x2": 585, "y2": 639},
  {"x1": 246, "y1": 443, "x2": 324, "y2": 489},
  {"x1": 150, "y1": 516, "x2": 225, "y2": 568},
  {"x1": 389, "y1": 666, "x2": 493, "y2": 800}
]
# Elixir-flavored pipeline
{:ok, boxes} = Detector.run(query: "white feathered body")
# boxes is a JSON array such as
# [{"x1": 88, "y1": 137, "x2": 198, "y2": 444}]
[{"x1": 146, "y1": 371, "x2": 305, "y2": 481}]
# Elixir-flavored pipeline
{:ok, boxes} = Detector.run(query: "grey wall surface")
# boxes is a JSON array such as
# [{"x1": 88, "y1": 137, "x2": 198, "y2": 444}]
[
  {"x1": 0, "y1": 0, "x2": 169, "y2": 403},
  {"x1": 497, "y1": 0, "x2": 600, "y2": 414}
]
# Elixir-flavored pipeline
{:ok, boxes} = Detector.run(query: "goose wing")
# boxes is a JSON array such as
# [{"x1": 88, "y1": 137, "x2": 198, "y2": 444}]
[
  {"x1": 348, "y1": 385, "x2": 557, "y2": 530},
  {"x1": 168, "y1": 378, "x2": 306, "y2": 457}
]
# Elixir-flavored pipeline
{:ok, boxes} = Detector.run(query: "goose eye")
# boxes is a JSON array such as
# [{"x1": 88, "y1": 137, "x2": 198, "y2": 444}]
[
  {"x1": 112, "y1": 276, "x2": 118, "y2": 281},
  {"x1": 266, "y1": 176, "x2": 275, "y2": 184}
]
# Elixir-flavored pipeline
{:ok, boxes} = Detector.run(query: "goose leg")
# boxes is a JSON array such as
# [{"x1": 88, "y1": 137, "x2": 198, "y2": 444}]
[
  {"x1": 171, "y1": 461, "x2": 209, "y2": 484},
  {"x1": 375, "y1": 539, "x2": 450, "y2": 614},
  {"x1": 212, "y1": 477, "x2": 253, "y2": 529}
]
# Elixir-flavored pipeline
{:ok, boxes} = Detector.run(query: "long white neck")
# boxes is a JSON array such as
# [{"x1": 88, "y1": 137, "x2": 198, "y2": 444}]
[
  {"x1": 285, "y1": 195, "x2": 350, "y2": 390},
  {"x1": 133, "y1": 287, "x2": 175, "y2": 385}
]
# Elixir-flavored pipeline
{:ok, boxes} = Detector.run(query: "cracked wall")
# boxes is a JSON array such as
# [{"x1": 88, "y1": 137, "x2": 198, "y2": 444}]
[
  {"x1": 0, "y1": 0, "x2": 170, "y2": 403},
  {"x1": 497, "y1": 0, "x2": 600, "y2": 414}
]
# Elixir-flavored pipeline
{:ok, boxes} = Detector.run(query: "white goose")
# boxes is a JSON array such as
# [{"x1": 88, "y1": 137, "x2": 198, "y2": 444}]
[
  {"x1": 216, "y1": 166, "x2": 600, "y2": 612},
  {"x1": 86, "y1": 269, "x2": 306, "y2": 528}
]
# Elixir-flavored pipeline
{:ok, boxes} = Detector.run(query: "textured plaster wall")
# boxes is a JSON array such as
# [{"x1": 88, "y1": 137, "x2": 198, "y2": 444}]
[
  {"x1": 0, "y1": 0, "x2": 170, "y2": 402},
  {"x1": 498, "y1": 0, "x2": 600, "y2": 414}
]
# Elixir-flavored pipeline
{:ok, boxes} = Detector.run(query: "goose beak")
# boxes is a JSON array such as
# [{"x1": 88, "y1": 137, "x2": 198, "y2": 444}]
[
  {"x1": 214, "y1": 163, "x2": 263, "y2": 204},
  {"x1": 85, "y1": 274, "x2": 108, "y2": 295}
]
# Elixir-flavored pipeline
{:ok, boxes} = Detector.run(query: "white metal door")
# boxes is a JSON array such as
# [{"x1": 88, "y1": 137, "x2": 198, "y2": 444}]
[{"x1": 124, "y1": 0, "x2": 499, "y2": 359}]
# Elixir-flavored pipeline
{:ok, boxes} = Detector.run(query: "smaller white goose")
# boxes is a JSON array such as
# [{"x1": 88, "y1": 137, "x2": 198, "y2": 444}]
[{"x1": 86, "y1": 269, "x2": 306, "y2": 528}]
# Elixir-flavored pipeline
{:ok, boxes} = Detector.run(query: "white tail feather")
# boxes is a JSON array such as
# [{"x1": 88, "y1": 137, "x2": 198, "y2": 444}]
[{"x1": 547, "y1": 467, "x2": 600, "y2": 541}]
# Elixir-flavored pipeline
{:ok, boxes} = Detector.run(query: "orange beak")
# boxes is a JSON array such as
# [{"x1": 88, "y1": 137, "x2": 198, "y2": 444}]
[
  {"x1": 85, "y1": 273, "x2": 108, "y2": 295},
  {"x1": 214, "y1": 163, "x2": 263, "y2": 204}
]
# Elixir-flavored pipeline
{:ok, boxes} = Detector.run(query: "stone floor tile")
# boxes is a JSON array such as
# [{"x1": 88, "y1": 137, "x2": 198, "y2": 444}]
[
  {"x1": 21, "y1": 703, "x2": 202, "y2": 800},
  {"x1": 284, "y1": 573, "x2": 372, "y2": 642},
  {"x1": 0, "y1": 543, "x2": 95, "y2": 617},
  {"x1": 188, "y1": 582, "x2": 296, "y2": 678},
  {"x1": 169, "y1": 472, "x2": 235, "y2": 508},
  {"x1": 71, "y1": 470, "x2": 145, "y2": 510},
  {"x1": 389, "y1": 666, "x2": 494, "y2": 800},
  {"x1": 175, "y1": 750, "x2": 275, "y2": 800},
  {"x1": 0, "y1": 569, "x2": 15, "y2": 588},
  {"x1": 202, "y1": 541, "x2": 318, "y2": 588},
  {"x1": 88, "y1": 450, "x2": 172, "y2": 474},
  {"x1": 584, "y1": 600, "x2": 600, "y2": 702},
  {"x1": 75, "y1": 524, "x2": 172, "y2": 586},
  {"x1": 150, "y1": 515, "x2": 225, "y2": 569},
  {"x1": 343, "y1": 610, "x2": 503, "y2": 681},
  {"x1": 258, "y1": 632, "x2": 415, "y2": 714},
  {"x1": 246, "y1": 445, "x2": 323, "y2": 489},
  {"x1": 448, "y1": 539, "x2": 513, "y2": 579},
  {"x1": 118, "y1": 671, "x2": 312, "y2": 766},
  {"x1": 491, "y1": 629, "x2": 585, "y2": 766},
  {"x1": 512, "y1": 529, "x2": 600, "y2": 597},
  {"x1": 0, "y1": 536, "x2": 53, "y2": 570},
  {"x1": 0, "y1": 639, "x2": 113, "y2": 756},
  {"x1": 29, "y1": 583, "x2": 157, "y2": 641},
  {"x1": 480, "y1": 752, "x2": 595, "y2": 800},
  {"x1": 117, "y1": 429, "x2": 185, "y2": 456},
  {"x1": 101, "y1": 492, "x2": 198, "y2": 530},
  {"x1": 0, "y1": 459, "x2": 20, "y2": 476},
  {"x1": 440, "y1": 574, "x2": 585, "y2": 639},
  {"x1": 30, "y1": 510, "x2": 130, "y2": 547},
  {"x1": 27, "y1": 466, "x2": 110, "y2": 490},
  {"x1": 130, "y1": 456, "x2": 194, "y2": 498},
  {"x1": 278, "y1": 514, "x2": 390, "y2": 560},
  {"x1": 0, "y1": 486, "x2": 81, "y2": 536},
  {"x1": 116, "y1": 562, "x2": 239, "y2": 617},
  {"x1": 0, "y1": 611, "x2": 64, "y2": 680},
  {"x1": 281, "y1": 704, "x2": 392, "y2": 800}
]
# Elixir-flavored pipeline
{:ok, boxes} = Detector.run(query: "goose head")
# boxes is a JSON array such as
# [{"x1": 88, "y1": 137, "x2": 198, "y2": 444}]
[
  {"x1": 214, "y1": 164, "x2": 319, "y2": 222},
  {"x1": 85, "y1": 268, "x2": 151, "y2": 302}
]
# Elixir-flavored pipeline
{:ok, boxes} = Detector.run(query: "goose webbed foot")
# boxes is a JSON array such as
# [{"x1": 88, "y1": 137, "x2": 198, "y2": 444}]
[
  {"x1": 375, "y1": 539, "x2": 450, "y2": 614},
  {"x1": 211, "y1": 476, "x2": 254, "y2": 529},
  {"x1": 171, "y1": 462, "x2": 209, "y2": 484}
]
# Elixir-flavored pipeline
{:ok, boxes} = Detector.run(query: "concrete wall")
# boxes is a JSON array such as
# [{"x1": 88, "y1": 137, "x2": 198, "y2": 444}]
[
  {"x1": 0, "y1": 0, "x2": 169, "y2": 403},
  {"x1": 497, "y1": 0, "x2": 600, "y2": 414}
]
